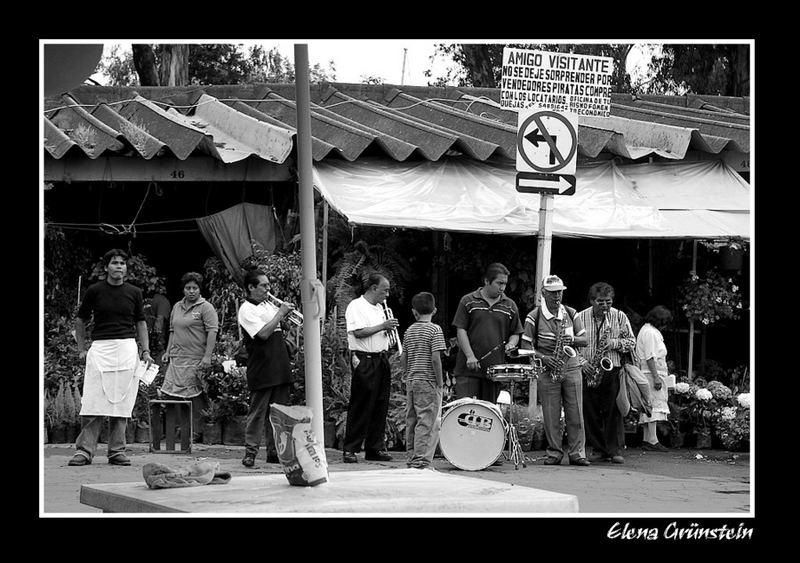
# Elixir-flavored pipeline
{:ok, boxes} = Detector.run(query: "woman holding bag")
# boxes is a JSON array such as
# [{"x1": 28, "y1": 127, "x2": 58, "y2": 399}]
[{"x1": 635, "y1": 305, "x2": 673, "y2": 451}]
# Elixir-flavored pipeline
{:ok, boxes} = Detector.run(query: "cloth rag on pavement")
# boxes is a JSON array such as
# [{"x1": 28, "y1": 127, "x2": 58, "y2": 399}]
[
  {"x1": 617, "y1": 364, "x2": 652, "y2": 418},
  {"x1": 142, "y1": 461, "x2": 232, "y2": 489}
]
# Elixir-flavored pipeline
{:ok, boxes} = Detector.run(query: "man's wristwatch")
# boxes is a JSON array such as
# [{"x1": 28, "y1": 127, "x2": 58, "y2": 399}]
[{"x1": 141, "y1": 350, "x2": 150, "y2": 358}]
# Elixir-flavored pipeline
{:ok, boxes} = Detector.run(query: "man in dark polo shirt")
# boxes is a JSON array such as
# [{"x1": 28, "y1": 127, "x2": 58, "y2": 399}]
[{"x1": 452, "y1": 262, "x2": 523, "y2": 403}]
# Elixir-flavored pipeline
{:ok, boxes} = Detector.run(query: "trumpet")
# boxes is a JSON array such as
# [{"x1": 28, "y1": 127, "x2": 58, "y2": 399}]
[
  {"x1": 266, "y1": 292, "x2": 303, "y2": 327},
  {"x1": 380, "y1": 300, "x2": 402, "y2": 355}
]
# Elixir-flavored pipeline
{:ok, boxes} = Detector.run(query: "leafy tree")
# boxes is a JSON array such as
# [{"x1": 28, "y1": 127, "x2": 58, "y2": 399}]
[
  {"x1": 44, "y1": 205, "x2": 93, "y2": 318},
  {"x1": 132, "y1": 44, "x2": 160, "y2": 86},
  {"x1": 158, "y1": 44, "x2": 189, "y2": 86},
  {"x1": 360, "y1": 74, "x2": 385, "y2": 85},
  {"x1": 188, "y1": 44, "x2": 250, "y2": 85},
  {"x1": 117, "y1": 43, "x2": 336, "y2": 86},
  {"x1": 96, "y1": 44, "x2": 137, "y2": 86},
  {"x1": 641, "y1": 44, "x2": 749, "y2": 96}
]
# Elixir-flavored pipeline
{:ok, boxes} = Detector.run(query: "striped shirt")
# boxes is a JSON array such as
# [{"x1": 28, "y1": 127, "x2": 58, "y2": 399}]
[
  {"x1": 575, "y1": 307, "x2": 635, "y2": 368},
  {"x1": 402, "y1": 321, "x2": 447, "y2": 383},
  {"x1": 521, "y1": 302, "x2": 586, "y2": 355}
]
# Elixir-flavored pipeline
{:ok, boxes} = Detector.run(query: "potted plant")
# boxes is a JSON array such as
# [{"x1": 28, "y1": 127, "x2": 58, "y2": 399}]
[
  {"x1": 50, "y1": 381, "x2": 81, "y2": 443},
  {"x1": 679, "y1": 269, "x2": 744, "y2": 328},
  {"x1": 199, "y1": 358, "x2": 250, "y2": 446},
  {"x1": 712, "y1": 393, "x2": 750, "y2": 452},
  {"x1": 44, "y1": 389, "x2": 57, "y2": 443},
  {"x1": 130, "y1": 386, "x2": 154, "y2": 444},
  {"x1": 701, "y1": 237, "x2": 748, "y2": 272},
  {"x1": 685, "y1": 381, "x2": 722, "y2": 449},
  {"x1": 200, "y1": 400, "x2": 225, "y2": 444},
  {"x1": 667, "y1": 380, "x2": 696, "y2": 447}
]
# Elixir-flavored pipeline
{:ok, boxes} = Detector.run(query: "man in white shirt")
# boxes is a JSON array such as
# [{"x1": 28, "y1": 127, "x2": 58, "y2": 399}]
[
  {"x1": 342, "y1": 273, "x2": 399, "y2": 463},
  {"x1": 237, "y1": 269, "x2": 295, "y2": 468}
]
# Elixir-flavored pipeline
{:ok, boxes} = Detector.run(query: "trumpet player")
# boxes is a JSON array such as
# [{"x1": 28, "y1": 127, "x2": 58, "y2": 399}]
[
  {"x1": 520, "y1": 275, "x2": 590, "y2": 467},
  {"x1": 238, "y1": 269, "x2": 296, "y2": 467},
  {"x1": 576, "y1": 282, "x2": 636, "y2": 465},
  {"x1": 342, "y1": 274, "x2": 398, "y2": 464}
]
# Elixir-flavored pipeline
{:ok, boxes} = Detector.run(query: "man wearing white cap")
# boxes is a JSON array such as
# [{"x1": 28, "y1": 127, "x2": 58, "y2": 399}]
[{"x1": 520, "y1": 275, "x2": 590, "y2": 466}]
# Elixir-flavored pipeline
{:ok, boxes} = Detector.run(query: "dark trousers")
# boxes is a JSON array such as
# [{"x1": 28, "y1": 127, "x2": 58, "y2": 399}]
[
  {"x1": 343, "y1": 352, "x2": 391, "y2": 454},
  {"x1": 75, "y1": 416, "x2": 128, "y2": 460},
  {"x1": 189, "y1": 393, "x2": 208, "y2": 442},
  {"x1": 454, "y1": 376, "x2": 500, "y2": 404},
  {"x1": 244, "y1": 383, "x2": 291, "y2": 458},
  {"x1": 583, "y1": 366, "x2": 625, "y2": 457}
]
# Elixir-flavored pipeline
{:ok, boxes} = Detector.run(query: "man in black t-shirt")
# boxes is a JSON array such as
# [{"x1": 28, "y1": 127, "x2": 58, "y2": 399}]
[{"x1": 68, "y1": 249, "x2": 152, "y2": 467}]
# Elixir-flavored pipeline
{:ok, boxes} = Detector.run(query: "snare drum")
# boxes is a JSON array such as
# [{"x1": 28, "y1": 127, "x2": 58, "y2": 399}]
[
  {"x1": 486, "y1": 364, "x2": 537, "y2": 382},
  {"x1": 439, "y1": 398, "x2": 507, "y2": 470}
]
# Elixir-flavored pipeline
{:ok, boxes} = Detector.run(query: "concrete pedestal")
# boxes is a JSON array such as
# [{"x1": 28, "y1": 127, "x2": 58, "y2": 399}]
[{"x1": 80, "y1": 468, "x2": 579, "y2": 514}]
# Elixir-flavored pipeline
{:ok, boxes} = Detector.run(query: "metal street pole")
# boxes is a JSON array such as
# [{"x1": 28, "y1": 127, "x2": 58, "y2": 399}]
[
  {"x1": 528, "y1": 192, "x2": 553, "y2": 421},
  {"x1": 534, "y1": 192, "x2": 554, "y2": 303},
  {"x1": 294, "y1": 44, "x2": 325, "y2": 444}
]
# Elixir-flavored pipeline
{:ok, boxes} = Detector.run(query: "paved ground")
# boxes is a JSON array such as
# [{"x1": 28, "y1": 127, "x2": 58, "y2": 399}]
[{"x1": 42, "y1": 442, "x2": 751, "y2": 515}]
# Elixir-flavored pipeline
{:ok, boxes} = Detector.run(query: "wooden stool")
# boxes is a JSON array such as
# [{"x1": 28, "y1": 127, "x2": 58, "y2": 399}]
[{"x1": 149, "y1": 400, "x2": 192, "y2": 454}]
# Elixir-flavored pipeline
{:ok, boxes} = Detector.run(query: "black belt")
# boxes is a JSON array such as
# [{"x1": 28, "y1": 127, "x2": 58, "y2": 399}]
[{"x1": 353, "y1": 350, "x2": 387, "y2": 359}]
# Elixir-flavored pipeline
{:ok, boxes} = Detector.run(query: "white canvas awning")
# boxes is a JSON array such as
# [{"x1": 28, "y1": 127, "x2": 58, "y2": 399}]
[{"x1": 312, "y1": 157, "x2": 750, "y2": 239}]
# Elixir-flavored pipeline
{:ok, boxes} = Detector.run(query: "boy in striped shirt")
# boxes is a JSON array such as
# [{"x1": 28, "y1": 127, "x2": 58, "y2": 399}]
[{"x1": 401, "y1": 292, "x2": 447, "y2": 469}]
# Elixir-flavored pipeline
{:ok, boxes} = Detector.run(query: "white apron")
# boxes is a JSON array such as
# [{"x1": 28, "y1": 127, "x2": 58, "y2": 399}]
[{"x1": 79, "y1": 339, "x2": 139, "y2": 417}]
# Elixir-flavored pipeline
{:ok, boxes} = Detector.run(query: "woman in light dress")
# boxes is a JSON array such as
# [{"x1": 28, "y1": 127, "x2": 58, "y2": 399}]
[{"x1": 635, "y1": 305, "x2": 673, "y2": 451}]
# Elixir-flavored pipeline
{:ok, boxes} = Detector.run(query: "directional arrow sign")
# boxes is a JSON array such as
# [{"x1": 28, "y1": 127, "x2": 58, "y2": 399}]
[
  {"x1": 516, "y1": 171, "x2": 576, "y2": 195},
  {"x1": 516, "y1": 108, "x2": 578, "y2": 175}
]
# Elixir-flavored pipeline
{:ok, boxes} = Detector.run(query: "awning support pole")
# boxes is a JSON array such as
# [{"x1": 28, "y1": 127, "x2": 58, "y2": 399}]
[
  {"x1": 294, "y1": 44, "x2": 325, "y2": 445},
  {"x1": 529, "y1": 193, "x2": 554, "y2": 420},
  {"x1": 687, "y1": 240, "x2": 698, "y2": 380},
  {"x1": 321, "y1": 200, "x2": 329, "y2": 332},
  {"x1": 533, "y1": 193, "x2": 554, "y2": 304},
  {"x1": 648, "y1": 240, "x2": 653, "y2": 297}
]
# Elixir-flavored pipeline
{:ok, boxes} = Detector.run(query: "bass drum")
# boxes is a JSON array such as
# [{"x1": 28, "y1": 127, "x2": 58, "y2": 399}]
[{"x1": 439, "y1": 398, "x2": 507, "y2": 471}]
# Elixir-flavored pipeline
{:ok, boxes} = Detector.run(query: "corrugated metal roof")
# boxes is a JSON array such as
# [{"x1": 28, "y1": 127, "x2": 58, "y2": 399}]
[{"x1": 44, "y1": 84, "x2": 750, "y2": 165}]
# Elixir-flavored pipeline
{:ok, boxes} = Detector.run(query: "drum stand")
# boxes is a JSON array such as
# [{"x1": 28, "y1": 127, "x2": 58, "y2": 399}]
[{"x1": 501, "y1": 379, "x2": 533, "y2": 470}]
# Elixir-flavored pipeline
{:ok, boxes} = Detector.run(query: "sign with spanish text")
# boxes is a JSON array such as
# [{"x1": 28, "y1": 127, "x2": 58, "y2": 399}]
[{"x1": 501, "y1": 47, "x2": 614, "y2": 117}]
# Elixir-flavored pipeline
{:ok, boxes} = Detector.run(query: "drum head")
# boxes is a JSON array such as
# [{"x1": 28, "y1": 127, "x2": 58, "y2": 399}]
[{"x1": 439, "y1": 400, "x2": 506, "y2": 471}]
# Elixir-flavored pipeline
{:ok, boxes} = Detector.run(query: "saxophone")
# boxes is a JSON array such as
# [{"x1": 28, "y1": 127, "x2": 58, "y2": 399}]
[
  {"x1": 549, "y1": 299, "x2": 577, "y2": 383},
  {"x1": 586, "y1": 312, "x2": 614, "y2": 388}
]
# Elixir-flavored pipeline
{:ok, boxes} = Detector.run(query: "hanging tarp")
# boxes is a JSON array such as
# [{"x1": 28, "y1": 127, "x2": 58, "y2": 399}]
[
  {"x1": 196, "y1": 203, "x2": 277, "y2": 284},
  {"x1": 312, "y1": 157, "x2": 750, "y2": 239}
]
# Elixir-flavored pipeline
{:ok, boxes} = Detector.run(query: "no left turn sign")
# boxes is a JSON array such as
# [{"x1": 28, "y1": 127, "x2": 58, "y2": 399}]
[{"x1": 516, "y1": 109, "x2": 578, "y2": 175}]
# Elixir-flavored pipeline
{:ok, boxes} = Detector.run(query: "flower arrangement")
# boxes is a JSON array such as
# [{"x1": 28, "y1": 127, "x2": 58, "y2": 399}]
[
  {"x1": 705, "y1": 380, "x2": 733, "y2": 402},
  {"x1": 699, "y1": 237, "x2": 748, "y2": 253},
  {"x1": 673, "y1": 381, "x2": 691, "y2": 395},
  {"x1": 687, "y1": 386, "x2": 715, "y2": 431},
  {"x1": 198, "y1": 357, "x2": 250, "y2": 422},
  {"x1": 712, "y1": 403, "x2": 750, "y2": 451},
  {"x1": 668, "y1": 374, "x2": 751, "y2": 451},
  {"x1": 678, "y1": 269, "x2": 743, "y2": 326}
]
